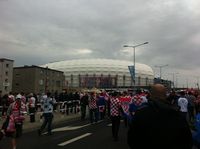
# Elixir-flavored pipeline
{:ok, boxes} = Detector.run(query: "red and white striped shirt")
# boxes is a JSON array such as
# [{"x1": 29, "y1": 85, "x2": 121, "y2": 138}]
[
  {"x1": 132, "y1": 94, "x2": 148, "y2": 106},
  {"x1": 89, "y1": 95, "x2": 97, "y2": 109},
  {"x1": 110, "y1": 97, "x2": 121, "y2": 116}
]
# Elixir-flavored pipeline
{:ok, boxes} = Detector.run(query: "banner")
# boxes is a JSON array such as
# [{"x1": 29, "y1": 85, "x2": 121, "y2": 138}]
[
  {"x1": 128, "y1": 65, "x2": 135, "y2": 80},
  {"x1": 80, "y1": 76, "x2": 117, "y2": 88}
]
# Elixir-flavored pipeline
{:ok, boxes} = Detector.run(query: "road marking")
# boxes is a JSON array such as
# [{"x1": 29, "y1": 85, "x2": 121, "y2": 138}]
[
  {"x1": 58, "y1": 133, "x2": 92, "y2": 146},
  {"x1": 107, "y1": 123, "x2": 112, "y2": 127},
  {"x1": 42, "y1": 120, "x2": 104, "y2": 135},
  {"x1": 52, "y1": 124, "x2": 91, "y2": 132},
  {"x1": 53, "y1": 120, "x2": 104, "y2": 132}
]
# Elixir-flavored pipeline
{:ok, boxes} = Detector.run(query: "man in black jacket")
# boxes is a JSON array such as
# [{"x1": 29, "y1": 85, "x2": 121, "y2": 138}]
[
  {"x1": 127, "y1": 84, "x2": 193, "y2": 149},
  {"x1": 80, "y1": 92, "x2": 89, "y2": 120}
]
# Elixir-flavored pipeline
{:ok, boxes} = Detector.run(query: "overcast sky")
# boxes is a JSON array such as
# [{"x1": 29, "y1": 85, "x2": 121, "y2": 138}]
[{"x1": 0, "y1": 0, "x2": 200, "y2": 88}]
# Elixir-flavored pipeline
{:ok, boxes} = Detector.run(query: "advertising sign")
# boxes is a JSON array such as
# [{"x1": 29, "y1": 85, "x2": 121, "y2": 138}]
[{"x1": 80, "y1": 76, "x2": 117, "y2": 88}]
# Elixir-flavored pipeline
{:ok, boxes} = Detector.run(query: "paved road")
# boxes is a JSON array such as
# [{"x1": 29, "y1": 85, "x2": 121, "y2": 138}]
[{"x1": 0, "y1": 119, "x2": 130, "y2": 149}]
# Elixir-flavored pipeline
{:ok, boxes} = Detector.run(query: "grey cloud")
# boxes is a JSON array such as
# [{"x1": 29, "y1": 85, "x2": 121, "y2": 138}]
[{"x1": 0, "y1": 0, "x2": 200, "y2": 87}]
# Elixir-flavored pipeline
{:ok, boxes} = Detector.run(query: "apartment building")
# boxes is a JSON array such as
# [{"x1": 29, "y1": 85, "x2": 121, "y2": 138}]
[
  {"x1": 13, "y1": 65, "x2": 65, "y2": 94},
  {"x1": 0, "y1": 58, "x2": 14, "y2": 95}
]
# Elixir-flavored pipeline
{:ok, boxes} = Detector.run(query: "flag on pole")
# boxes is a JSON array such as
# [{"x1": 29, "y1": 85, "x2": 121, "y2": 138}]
[{"x1": 128, "y1": 65, "x2": 135, "y2": 80}]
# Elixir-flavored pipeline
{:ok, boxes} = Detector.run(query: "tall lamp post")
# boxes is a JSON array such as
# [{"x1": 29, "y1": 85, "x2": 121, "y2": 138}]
[
  {"x1": 123, "y1": 42, "x2": 149, "y2": 87},
  {"x1": 155, "y1": 64, "x2": 168, "y2": 80},
  {"x1": 168, "y1": 72, "x2": 179, "y2": 89}
]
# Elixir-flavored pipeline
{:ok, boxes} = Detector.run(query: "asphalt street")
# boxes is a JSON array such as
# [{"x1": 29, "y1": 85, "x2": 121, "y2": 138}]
[{"x1": 0, "y1": 118, "x2": 130, "y2": 149}]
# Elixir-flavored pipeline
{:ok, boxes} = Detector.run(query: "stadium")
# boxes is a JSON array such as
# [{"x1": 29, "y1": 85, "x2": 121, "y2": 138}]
[{"x1": 42, "y1": 59, "x2": 154, "y2": 89}]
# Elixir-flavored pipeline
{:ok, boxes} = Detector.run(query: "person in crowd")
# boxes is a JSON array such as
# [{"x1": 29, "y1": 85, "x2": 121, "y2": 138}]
[
  {"x1": 73, "y1": 92, "x2": 80, "y2": 113},
  {"x1": 54, "y1": 91, "x2": 59, "y2": 102},
  {"x1": 106, "y1": 92, "x2": 111, "y2": 118},
  {"x1": 186, "y1": 91, "x2": 196, "y2": 123},
  {"x1": 80, "y1": 92, "x2": 89, "y2": 120},
  {"x1": 110, "y1": 92, "x2": 122, "y2": 141},
  {"x1": 59, "y1": 90, "x2": 69, "y2": 114},
  {"x1": 8, "y1": 93, "x2": 15, "y2": 106},
  {"x1": 178, "y1": 91, "x2": 189, "y2": 121},
  {"x1": 68, "y1": 92, "x2": 74, "y2": 114},
  {"x1": 167, "y1": 90, "x2": 179, "y2": 105},
  {"x1": 1, "y1": 94, "x2": 26, "y2": 149},
  {"x1": 128, "y1": 84, "x2": 193, "y2": 149},
  {"x1": 8, "y1": 92, "x2": 15, "y2": 101},
  {"x1": 20, "y1": 92, "x2": 26, "y2": 104},
  {"x1": 53, "y1": 91, "x2": 59, "y2": 112},
  {"x1": 59, "y1": 90, "x2": 66, "y2": 102},
  {"x1": 97, "y1": 93, "x2": 106, "y2": 120},
  {"x1": 38, "y1": 92, "x2": 55, "y2": 136},
  {"x1": 1, "y1": 94, "x2": 9, "y2": 117},
  {"x1": 195, "y1": 94, "x2": 200, "y2": 115},
  {"x1": 28, "y1": 93, "x2": 36, "y2": 123},
  {"x1": 132, "y1": 89, "x2": 148, "y2": 107},
  {"x1": 128, "y1": 91, "x2": 148, "y2": 124},
  {"x1": 119, "y1": 91, "x2": 132, "y2": 127},
  {"x1": 193, "y1": 108, "x2": 200, "y2": 149},
  {"x1": 88, "y1": 92, "x2": 98, "y2": 124}
]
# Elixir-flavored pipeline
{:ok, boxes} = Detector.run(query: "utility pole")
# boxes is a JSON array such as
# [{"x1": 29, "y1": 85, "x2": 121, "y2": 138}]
[
  {"x1": 124, "y1": 42, "x2": 149, "y2": 88},
  {"x1": 155, "y1": 64, "x2": 168, "y2": 80}
]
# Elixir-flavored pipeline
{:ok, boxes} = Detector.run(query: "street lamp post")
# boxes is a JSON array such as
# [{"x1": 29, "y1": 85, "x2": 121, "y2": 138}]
[
  {"x1": 123, "y1": 42, "x2": 149, "y2": 87},
  {"x1": 45, "y1": 66, "x2": 48, "y2": 93},
  {"x1": 168, "y1": 72, "x2": 179, "y2": 89},
  {"x1": 155, "y1": 64, "x2": 168, "y2": 80},
  {"x1": 186, "y1": 78, "x2": 189, "y2": 89}
]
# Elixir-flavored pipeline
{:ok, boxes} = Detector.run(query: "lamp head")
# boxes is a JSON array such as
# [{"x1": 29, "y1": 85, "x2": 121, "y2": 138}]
[{"x1": 123, "y1": 45, "x2": 129, "y2": 47}]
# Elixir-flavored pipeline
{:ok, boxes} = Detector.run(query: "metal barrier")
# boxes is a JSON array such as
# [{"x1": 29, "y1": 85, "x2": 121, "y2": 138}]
[
  {"x1": 34, "y1": 100, "x2": 80, "y2": 116},
  {"x1": 59, "y1": 101, "x2": 68, "y2": 114},
  {"x1": 58, "y1": 100, "x2": 80, "y2": 115}
]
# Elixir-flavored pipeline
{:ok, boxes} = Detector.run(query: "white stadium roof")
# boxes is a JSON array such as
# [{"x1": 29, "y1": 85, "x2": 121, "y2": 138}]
[{"x1": 41, "y1": 59, "x2": 154, "y2": 77}]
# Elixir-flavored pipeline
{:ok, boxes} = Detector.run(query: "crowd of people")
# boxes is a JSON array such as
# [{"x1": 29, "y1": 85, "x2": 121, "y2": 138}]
[
  {"x1": 0, "y1": 85, "x2": 200, "y2": 149},
  {"x1": 78, "y1": 86, "x2": 200, "y2": 148}
]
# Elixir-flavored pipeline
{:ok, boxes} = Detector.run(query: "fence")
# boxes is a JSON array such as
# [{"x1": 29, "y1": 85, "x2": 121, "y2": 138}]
[{"x1": 0, "y1": 100, "x2": 80, "y2": 120}]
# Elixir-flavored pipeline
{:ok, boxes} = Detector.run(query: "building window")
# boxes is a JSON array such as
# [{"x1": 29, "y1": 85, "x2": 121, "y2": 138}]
[
  {"x1": 39, "y1": 79, "x2": 44, "y2": 85},
  {"x1": 6, "y1": 64, "x2": 9, "y2": 68},
  {"x1": 40, "y1": 70, "x2": 43, "y2": 74},
  {"x1": 5, "y1": 71, "x2": 8, "y2": 76},
  {"x1": 16, "y1": 74, "x2": 20, "y2": 76},
  {"x1": 56, "y1": 81, "x2": 61, "y2": 87},
  {"x1": 16, "y1": 83, "x2": 19, "y2": 86},
  {"x1": 5, "y1": 79, "x2": 8, "y2": 82}
]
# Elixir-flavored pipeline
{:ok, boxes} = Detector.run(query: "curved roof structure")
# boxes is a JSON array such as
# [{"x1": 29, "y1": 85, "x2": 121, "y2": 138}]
[{"x1": 42, "y1": 59, "x2": 154, "y2": 77}]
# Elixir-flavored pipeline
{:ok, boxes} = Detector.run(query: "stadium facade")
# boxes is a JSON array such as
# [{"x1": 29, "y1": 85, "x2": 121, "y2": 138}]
[{"x1": 42, "y1": 59, "x2": 154, "y2": 89}]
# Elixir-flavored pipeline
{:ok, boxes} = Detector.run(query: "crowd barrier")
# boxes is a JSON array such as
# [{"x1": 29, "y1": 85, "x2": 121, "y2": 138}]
[
  {"x1": 36, "y1": 100, "x2": 80, "y2": 114},
  {"x1": 58, "y1": 100, "x2": 80, "y2": 115},
  {"x1": 0, "y1": 100, "x2": 80, "y2": 120}
]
